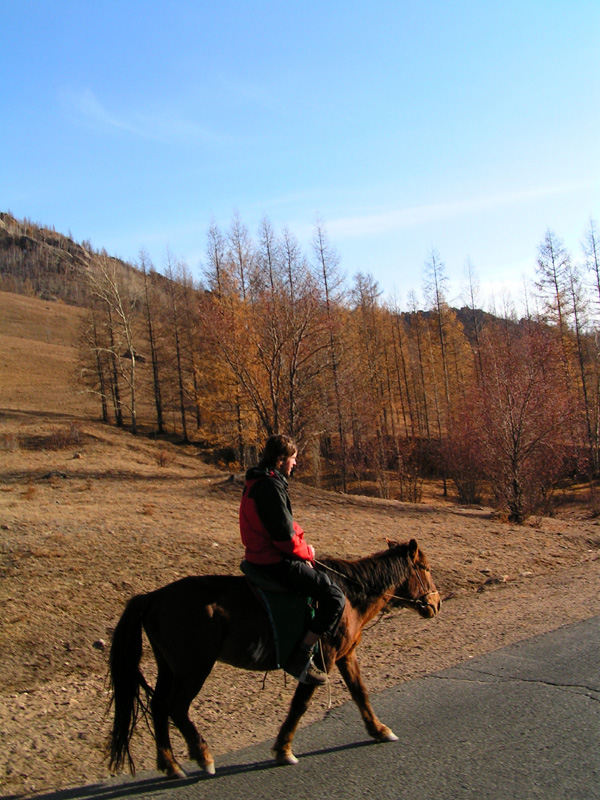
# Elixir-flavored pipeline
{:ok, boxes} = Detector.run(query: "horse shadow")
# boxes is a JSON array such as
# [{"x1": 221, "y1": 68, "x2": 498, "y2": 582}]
[{"x1": 10, "y1": 739, "x2": 376, "y2": 800}]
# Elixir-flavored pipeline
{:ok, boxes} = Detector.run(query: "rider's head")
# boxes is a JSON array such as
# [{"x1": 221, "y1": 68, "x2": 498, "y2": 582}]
[{"x1": 259, "y1": 434, "x2": 298, "y2": 476}]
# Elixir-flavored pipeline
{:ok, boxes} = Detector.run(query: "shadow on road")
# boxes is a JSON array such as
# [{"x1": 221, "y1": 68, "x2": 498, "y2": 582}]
[{"x1": 14, "y1": 739, "x2": 376, "y2": 800}]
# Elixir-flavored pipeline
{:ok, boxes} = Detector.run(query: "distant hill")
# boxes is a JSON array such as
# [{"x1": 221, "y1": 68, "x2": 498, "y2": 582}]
[{"x1": 0, "y1": 212, "x2": 134, "y2": 307}]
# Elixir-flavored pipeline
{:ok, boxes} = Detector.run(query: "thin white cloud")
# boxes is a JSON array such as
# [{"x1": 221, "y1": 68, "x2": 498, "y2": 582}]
[
  {"x1": 60, "y1": 87, "x2": 142, "y2": 134},
  {"x1": 217, "y1": 75, "x2": 299, "y2": 120},
  {"x1": 326, "y1": 184, "x2": 592, "y2": 239},
  {"x1": 60, "y1": 87, "x2": 227, "y2": 144}
]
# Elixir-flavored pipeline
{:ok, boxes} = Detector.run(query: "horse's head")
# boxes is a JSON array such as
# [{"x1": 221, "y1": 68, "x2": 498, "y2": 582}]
[{"x1": 386, "y1": 538, "x2": 441, "y2": 619}]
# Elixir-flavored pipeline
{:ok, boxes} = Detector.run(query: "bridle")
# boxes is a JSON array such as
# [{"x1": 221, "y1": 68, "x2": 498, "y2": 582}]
[
  {"x1": 403, "y1": 556, "x2": 438, "y2": 611},
  {"x1": 314, "y1": 556, "x2": 437, "y2": 612}
]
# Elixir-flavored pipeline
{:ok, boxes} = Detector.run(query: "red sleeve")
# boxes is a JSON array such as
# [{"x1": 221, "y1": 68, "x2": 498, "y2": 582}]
[{"x1": 272, "y1": 521, "x2": 315, "y2": 561}]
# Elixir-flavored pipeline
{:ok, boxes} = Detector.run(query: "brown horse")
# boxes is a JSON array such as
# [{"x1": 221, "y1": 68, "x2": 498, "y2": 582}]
[{"x1": 108, "y1": 538, "x2": 440, "y2": 779}]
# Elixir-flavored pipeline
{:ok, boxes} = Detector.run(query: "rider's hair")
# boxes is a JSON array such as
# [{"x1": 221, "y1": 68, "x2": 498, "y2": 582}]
[{"x1": 258, "y1": 434, "x2": 297, "y2": 469}]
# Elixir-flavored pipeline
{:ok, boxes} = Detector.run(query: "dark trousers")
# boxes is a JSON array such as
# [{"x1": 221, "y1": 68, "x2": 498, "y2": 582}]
[{"x1": 258, "y1": 558, "x2": 345, "y2": 637}]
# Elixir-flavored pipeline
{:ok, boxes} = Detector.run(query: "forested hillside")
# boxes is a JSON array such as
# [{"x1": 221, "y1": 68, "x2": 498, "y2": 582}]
[
  {"x1": 0, "y1": 212, "x2": 134, "y2": 305},
  {"x1": 2, "y1": 211, "x2": 600, "y2": 522}
]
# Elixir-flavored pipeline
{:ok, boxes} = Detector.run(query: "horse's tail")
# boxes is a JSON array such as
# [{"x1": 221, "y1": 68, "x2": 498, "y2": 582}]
[{"x1": 107, "y1": 593, "x2": 154, "y2": 775}]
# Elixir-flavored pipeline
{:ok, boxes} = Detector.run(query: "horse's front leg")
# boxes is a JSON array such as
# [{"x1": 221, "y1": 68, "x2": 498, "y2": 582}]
[
  {"x1": 336, "y1": 652, "x2": 398, "y2": 743},
  {"x1": 272, "y1": 681, "x2": 318, "y2": 765}
]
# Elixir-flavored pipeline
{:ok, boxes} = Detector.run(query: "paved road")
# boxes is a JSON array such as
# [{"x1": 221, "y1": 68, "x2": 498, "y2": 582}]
[{"x1": 40, "y1": 616, "x2": 599, "y2": 800}]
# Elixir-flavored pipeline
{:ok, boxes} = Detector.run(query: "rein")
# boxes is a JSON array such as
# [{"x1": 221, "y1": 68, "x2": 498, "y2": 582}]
[{"x1": 314, "y1": 557, "x2": 436, "y2": 610}]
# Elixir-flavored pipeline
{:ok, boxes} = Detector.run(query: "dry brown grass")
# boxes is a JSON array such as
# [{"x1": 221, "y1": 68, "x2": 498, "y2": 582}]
[{"x1": 0, "y1": 292, "x2": 96, "y2": 418}]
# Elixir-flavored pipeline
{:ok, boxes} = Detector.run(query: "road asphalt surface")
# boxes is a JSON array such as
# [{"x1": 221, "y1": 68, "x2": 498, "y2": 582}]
[{"x1": 35, "y1": 615, "x2": 600, "y2": 800}]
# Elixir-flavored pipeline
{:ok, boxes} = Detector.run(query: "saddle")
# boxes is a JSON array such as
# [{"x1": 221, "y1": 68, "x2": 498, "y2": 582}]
[{"x1": 240, "y1": 560, "x2": 314, "y2": 669}]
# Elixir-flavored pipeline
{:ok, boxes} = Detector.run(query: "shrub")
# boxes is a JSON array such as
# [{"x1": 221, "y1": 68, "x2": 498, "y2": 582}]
[
  {"x1": 156, "y1": 448, "x2": 175, "y2": 467},
  {"x1": 1, "y1": 433, "x2": 19, "y2": 452},
  {"x1": 47, "y1": 423, "x2": 82, "y2": 450}
]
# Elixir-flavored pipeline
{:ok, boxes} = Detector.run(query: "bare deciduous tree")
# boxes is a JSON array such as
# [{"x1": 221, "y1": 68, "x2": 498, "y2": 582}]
[{"x1": 477, "y1": 319, "x2": 573, "y2": 522}]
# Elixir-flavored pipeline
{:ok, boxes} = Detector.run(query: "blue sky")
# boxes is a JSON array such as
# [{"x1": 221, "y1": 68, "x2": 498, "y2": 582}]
[{"x1": 1, "y1": 1, "x2": 598, "y2": 308}]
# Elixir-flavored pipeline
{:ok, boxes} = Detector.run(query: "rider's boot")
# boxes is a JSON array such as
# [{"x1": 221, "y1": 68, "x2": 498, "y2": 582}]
[{"x1": 284, "y1": 642, "x2": 327, "y2": 685}]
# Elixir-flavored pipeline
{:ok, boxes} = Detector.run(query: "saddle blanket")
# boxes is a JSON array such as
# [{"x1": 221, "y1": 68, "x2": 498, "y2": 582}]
[{"x1": 240, "y1": 560, "x2": 314, "y2": 669}]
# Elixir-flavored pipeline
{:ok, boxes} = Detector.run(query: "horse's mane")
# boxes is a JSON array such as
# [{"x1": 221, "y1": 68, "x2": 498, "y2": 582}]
[{"x1": 316, "y1": 544, "x2": 412, "y2": 609}]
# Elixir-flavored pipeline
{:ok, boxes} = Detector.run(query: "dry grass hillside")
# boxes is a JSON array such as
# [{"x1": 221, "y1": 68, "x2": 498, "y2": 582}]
[
  {"x1": 1, "y1": 289, "x2": 600, "y2": 797},
  {"x1": 0, "y1": 292, "x2": 95, "y2": 417}
]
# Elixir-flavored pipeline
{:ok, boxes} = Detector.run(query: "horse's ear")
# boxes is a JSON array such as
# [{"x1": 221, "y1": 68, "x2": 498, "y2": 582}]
[
  {"x1": 386, "y1": 538, "x2": 400, "y2": 549},
  {"x1": 408, "y1": 539, "x2": 418, "y2": 559}
]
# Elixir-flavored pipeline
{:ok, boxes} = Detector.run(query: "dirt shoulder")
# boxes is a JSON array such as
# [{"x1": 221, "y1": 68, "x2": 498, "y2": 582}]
[{"x1": 1, "y1": 410, "x2": 600, "y2": 797}]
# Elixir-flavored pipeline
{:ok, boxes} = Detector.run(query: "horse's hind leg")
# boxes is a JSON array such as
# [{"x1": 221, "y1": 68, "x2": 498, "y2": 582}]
[
  {"x1": 151, "y1": 657, "x2": 187, "y2": 779},
  {"x1": 168, "y1": 676, "x2": 216, "y2": 776},
  {"x1": 151, "y1": 659, "x2": 216, "y2": 778}
]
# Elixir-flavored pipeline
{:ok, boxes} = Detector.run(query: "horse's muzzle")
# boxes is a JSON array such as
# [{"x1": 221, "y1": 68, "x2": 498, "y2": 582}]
[{"x1": 417, "y1": 591, "x2": 441, "y2": 618}]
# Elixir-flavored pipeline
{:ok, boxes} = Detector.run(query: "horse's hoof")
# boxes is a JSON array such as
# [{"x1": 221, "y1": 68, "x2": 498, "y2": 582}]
[
  {"x1": 280, "y1": 754, "x2": 300, "y2": 766},
  {"x1": 203, "y1": 760, "x2": 216, "y2": 775},
  {"x1": 377, "y1": 727, "x2": 399, "y2": 742},
  {"x1": 167, "y1": 765, "x2": 187, "y2": 779},
  {"x1": 272, "y1": 748, "x2": 299, "y2": 766}
]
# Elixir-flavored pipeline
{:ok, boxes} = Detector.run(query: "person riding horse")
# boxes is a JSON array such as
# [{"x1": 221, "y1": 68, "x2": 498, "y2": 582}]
[{"x1": 239, "y1": 434, "x2": 346, "y2": 685}]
